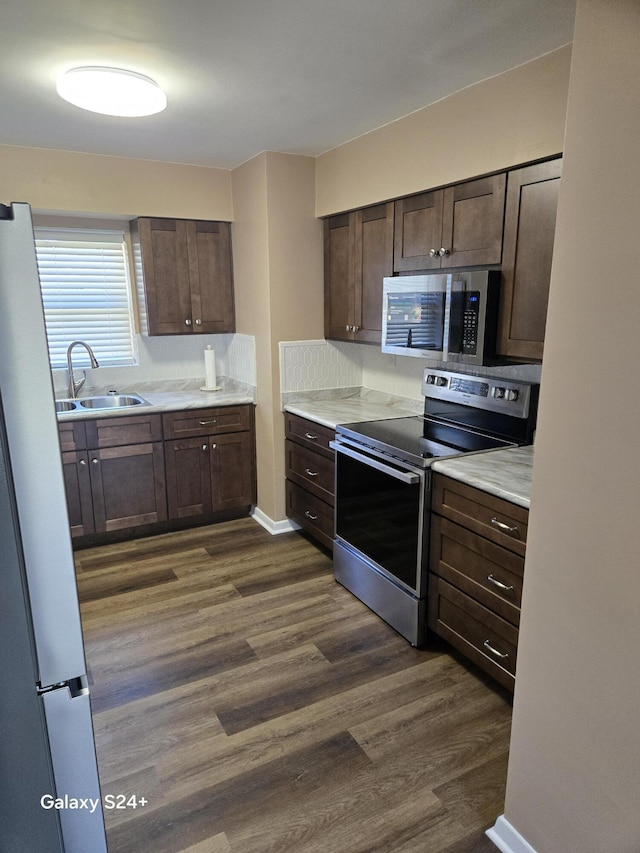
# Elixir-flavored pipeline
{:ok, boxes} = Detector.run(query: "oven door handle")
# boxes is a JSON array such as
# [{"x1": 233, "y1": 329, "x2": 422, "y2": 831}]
[{"x1": 329, "y1": 441, "x2": 421, "y2": 484}]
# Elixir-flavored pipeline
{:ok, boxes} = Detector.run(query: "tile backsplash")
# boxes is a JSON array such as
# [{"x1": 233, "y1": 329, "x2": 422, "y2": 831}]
[
  {"x1": 279, "y1": 340, "x2": 362, "y2": 393},
  {"x1": 280, "y1": 339, "x2": 542, "y2": 400}
]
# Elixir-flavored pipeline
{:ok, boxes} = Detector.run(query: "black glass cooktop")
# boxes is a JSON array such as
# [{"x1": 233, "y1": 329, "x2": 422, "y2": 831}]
[{"x1": 336, "y1": 416, "x2": 513, "y2": 468}]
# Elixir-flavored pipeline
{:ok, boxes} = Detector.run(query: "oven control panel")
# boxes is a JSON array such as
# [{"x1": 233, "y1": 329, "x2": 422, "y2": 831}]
[{"x1": 422, "y1": 369, "x2": 536, "y2": 418}]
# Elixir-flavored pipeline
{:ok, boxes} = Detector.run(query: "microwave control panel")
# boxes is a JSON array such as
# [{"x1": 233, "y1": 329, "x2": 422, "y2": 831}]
[{"x1": 461, "y1": 292, "x2": 480, "y2": 354}]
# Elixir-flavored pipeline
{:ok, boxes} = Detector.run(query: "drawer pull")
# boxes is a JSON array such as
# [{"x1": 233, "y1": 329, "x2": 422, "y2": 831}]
[
  {"x1": 491, "y1": 517, "x2": 519, "y2": 535},
  {"x1": 487, "y1": 574, "x2": 515, "y2": 593},
  {"x1": 304, "y1": 432, "x2": 318, "y2": 440},
  {"x1": 304, "y1": 468, "x2": 318, "y2": 477},
  {"x1": 483, "y1": 640, "x2": 509, "y2": 660},
  {"x1": 304, "y1": 510, "x2": 318, "y2": 521},
  {"x1": 199, "y1": 419, "x2": 218, "y2": 426}
]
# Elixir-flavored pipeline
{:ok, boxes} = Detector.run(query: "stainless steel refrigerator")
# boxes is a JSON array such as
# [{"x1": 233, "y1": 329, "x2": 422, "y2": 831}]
[{"x1": 0, "y1": 202, "x2": 107, "y2": 852}]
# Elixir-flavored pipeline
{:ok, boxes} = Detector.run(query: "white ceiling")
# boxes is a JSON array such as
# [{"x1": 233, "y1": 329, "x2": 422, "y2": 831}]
[{"x1": 0, "y1": 0, "x2": 576, "y2": 170}]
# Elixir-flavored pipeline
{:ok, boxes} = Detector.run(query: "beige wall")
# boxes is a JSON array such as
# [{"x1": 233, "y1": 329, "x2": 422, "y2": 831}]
[
  {"x1": 502, "y1": 2, "x2": 640, "y2": 851},
  {"x1": 315, "y1": 46, "x2": 571, "y2": 217},
  {"x1": 0, "y1": 144, "x2": 232, "y2": 220},
  {"x1": 231, "y1": 152, "x2": 323, "y2": 522}
]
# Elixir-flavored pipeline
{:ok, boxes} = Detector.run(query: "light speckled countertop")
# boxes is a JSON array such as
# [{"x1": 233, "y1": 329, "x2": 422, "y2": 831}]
[
  {"x1": 282, "y1": 387, "x2": 422, "y2": 430},
  {"x1": 432, "y1": 444, "x2": 534, "y2": 508},
  {"x1": 56, "y1": 378, "x2": 255, "y2": 421},
  {"x1": 283, "y1": 388, "x2": 534, "y2": 507}
]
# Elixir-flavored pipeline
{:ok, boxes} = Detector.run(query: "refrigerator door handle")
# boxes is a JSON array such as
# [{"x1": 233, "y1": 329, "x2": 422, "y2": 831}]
[{"x1": 38, "y1": 674, "x2": 90, "y2": 698}]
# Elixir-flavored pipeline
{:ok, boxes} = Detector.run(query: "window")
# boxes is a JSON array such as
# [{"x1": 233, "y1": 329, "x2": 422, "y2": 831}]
[{"x1": 34, "y1": 227, "x2": 136, "y2": 369}]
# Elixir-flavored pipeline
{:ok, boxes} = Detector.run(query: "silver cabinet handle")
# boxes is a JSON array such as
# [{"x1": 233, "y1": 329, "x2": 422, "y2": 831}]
[
  {"x1": 438, "y1": 247, "x2": 450, "y2": 257},
  {"x1": 185, "y1": 318, "x2": 192, "y2": 326},
  {"x1": 353, "y1": 326, "x2": 360, "y2": 333},
  {"x1": 304, "y1": 510, "x2": 318, "y2": 521},
  {"x1": 304, "y1": 468, "x2": 318, "y2": 477},
  {"x1": 91, "y1": 458, "x2": 99, "y2": 465},
  {"x1": 429, "y1": 248, "x2": 438, "y2": 258},
  {"x1": 491, "y1": 517, "x2": 519, "y2": 535},
  {"x1": 487, "y1": 574, "x2": 515, "y2": 593},
  {"x1": 195, "y1": 319, "x2": 202, "y2": 325},
  {"x1": 202, "y1": 444, "x2": 208, "y2": 451},
  {"x1": 483, "y1": 640, "x2": 509, "y2": 660},
  {"x1": 79, "y1": 459, "x2": 86, "y2": 466},
  {"x1": 345, "y1": 324, "x2": 351, "y2": 332},
  {"x1": 210, "y1": 443, "x2": 217, "y2": 450},
  {"x1": 199, "y1": 419, "x2": 217, "y2": 426},
  {"x1": 304, "y1": 432, "x2": 318, "y2": 441}
]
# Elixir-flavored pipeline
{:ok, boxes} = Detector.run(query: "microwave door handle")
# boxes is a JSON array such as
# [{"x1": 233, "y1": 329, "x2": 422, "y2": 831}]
[
  {"x1": 442, "y1": 276, "x2": 453, "y2": 361},
  {"x1": 329, "y1": 441, "x2": 420, "y2": 484}
]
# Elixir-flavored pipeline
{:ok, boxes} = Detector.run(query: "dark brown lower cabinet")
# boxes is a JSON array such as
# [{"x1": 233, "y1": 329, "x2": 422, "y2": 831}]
[
  {"x1": 428, "y1": 473, "x2": 528, "y2": 691},
  {"x1": 164, "y1": 430, "x2": 255, "y2": 519},
  {"x1": 88, "y1": 442, "x2": 167, "y2": 532},
  {"x1": 284, "y1": 413, "x2": 335, "y2": 550},
  {"x1": 59, "y1": 405, "x2": 256, "y2": 542},
  {"x1": 61, "y1": 443, "x2": 167, "y2": 536},
  {"x1": 60, "y1": 414, "x2": 167, "y2": 538}
]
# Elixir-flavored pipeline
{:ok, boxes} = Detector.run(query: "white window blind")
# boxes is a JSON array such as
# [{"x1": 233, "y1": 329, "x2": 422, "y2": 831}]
[{"x1": 34, "y1": 227, "x2": 136, "y2": 369}]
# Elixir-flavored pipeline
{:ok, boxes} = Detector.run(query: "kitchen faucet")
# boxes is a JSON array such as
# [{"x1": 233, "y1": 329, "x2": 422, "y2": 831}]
[{"x1": 66, "y1": 341, "x2": 99, "y2": 398}]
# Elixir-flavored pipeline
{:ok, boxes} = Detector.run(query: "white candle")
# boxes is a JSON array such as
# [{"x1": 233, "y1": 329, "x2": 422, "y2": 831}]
[{"x1": 204, "y1": 345, "x2": 217, "y2": 389}]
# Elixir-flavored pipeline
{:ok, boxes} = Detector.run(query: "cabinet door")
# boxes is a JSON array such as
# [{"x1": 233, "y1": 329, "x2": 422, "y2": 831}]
[
  {"x1": 354, "y1": 203, "x2": 394, "y2": 343},
  {"x1": 324, "y1": 213, "x2": 355, "y2": 341},
  {"x1": 165, "y1": 437, "x2": 213, "y2": 519},
  {"x1": 497, "y1": 159, "x2": 562, "y2": 360},
  {"x1": 210, "y1": 432, "x2": 256, "y2": 511},
  {"x1": 393, "y1": 190, "x2": 443, "y2": 272},
  {"x1": 440, "y1": 173, "x2": 506, "y2": 268},
  {"x1": 187, "y1": 221, "x2": 235, "y2": 334},
  {"x1": 135, "y1": 218, "x2": 192, "y2": 335},
  {"x1": 89, "y1": 442, "x2": 167, "y2": 532},
  {"x1": 61, "y1": 451, "x2": 95, "y2": 538}
]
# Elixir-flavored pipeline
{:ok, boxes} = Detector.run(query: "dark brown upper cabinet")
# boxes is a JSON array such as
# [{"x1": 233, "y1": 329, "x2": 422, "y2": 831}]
[
  {"x1": 132, "y1": 217, "x2": 235, "y2": 336},
  {"x1": 497, "y1": 158, "x2": 562, "y2": 361},
  {"x1": 394, "y1": 174, "x2": 506, "y2": 271},
  {"x1": 324, "y1": 202, "x2": 394, "y2": 343}
]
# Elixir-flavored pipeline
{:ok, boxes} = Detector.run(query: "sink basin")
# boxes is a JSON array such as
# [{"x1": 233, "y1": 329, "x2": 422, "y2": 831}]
[
  {"x1": 54, "y1": 393, "x2": 151, "y2": 413},
  {"x1": 78, "y1": 394, "x2": 149, "y2": 409}
]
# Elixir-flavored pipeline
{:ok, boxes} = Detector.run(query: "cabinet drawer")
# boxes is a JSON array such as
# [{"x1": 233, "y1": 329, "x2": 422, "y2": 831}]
[
  {"x1": 85, "y1": 414, "x2": 163, "y2": 449},
  {"x1": 432, "y1": 473, "x2": 528, "y2": 556},
  {"x1": 58, "y1": 421, "x2": 87, "y2": 452},
  {"x1": 430, "y1": 515, "x2": 524, "y2": 626},
  {"x1": 285, "y1": 439, "x2": 335, "y2": 503},
  {"x1": 163, "y1": 406, "x2": 251, "y2": 439},
  {"x1": 286, "y1": 481, "x2": 334, "y2": 551},
  {"x1": 428, "y1": 575, "x2": 517, "y2": 690},
  {"x1": 284, "y1": 412, "x2": 334, "y2": 458}
]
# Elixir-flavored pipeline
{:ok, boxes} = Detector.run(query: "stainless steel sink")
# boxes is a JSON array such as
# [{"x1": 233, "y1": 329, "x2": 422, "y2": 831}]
[
  {"x1": 79, "y1": 395, "x2": 149, "y2": 409},
  {"x1": 54, "y1": 393, "x2": 150, "y2": 413}
]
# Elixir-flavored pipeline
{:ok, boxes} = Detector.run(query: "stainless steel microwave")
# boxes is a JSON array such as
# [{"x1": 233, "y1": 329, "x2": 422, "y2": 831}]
[{"x1": 381, "y1": 270, "x2": 500, "y2": 366}]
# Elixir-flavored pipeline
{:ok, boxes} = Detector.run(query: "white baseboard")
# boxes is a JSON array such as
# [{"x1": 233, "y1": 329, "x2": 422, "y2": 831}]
[
  {"x1": 251, "y1": 506, "x2": 301, "y2": 535},
  {"x1": 486, "y1": 816, "x2": 538, "y2": 853}
]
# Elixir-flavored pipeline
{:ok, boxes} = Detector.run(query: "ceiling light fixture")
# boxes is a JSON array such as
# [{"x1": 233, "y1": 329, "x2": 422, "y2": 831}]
[{"x1": 56, "y1": 66, "x2": 167, "y2": 117}]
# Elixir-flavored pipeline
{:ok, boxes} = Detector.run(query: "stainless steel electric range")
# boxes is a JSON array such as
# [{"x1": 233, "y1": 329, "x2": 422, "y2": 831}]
[{"x1": 330, "y1": 368, "x2": 539, "y2": 646}]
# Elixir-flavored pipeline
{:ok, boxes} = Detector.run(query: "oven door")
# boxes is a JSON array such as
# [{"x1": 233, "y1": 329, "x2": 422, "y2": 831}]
[{"x1": 330, "y1": 438, "x2": 429, "y2": 598}]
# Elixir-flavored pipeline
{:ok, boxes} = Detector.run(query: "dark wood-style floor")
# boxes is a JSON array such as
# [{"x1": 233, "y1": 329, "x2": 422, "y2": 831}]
[{"x1": 75, "y1": 518, "x2": 509, "y2": 853}]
